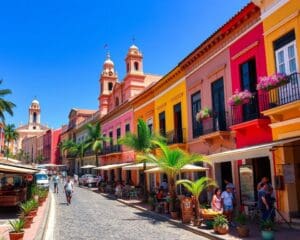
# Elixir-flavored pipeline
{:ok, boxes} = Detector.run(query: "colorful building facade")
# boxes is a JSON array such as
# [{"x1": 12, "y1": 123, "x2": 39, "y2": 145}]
[{"x1": 258, "y1": 0, "x2": 300, "y2": 220}]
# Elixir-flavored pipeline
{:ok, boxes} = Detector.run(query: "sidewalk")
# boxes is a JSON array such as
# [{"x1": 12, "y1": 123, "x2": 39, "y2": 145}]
[
  {"x1": 0, "y1": 195, "x2": 51, "y2": 240},
  {"x1": 98, "y1": 191, "x2": 300, "y2": 240}
]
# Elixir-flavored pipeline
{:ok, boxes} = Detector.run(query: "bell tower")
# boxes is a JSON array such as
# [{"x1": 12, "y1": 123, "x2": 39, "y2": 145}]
[
  {"x1": 125, "y1": 45, "x2": 143, "y2": 75},
  {"x1": 28, "y1": 99, "x2": 41, "y2": 130},
  {"x1": 98, "y1": 52, "x2": 118, "y2": 116}
]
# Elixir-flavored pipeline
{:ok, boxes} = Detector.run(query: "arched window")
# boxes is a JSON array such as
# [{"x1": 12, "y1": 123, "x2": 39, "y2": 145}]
[
  {"x1": 127, "y1": 63, "x2": 130, "y2": 73},
  {"x1": 108, "y1": 82, "x2": 113, "y2": 91},
  {"x1": 134, "y1": 62, "x2": 139, "y2": 71},
  {"x1": 115, "y1": 97, "x2": 119, "y2": 107},
  {"x1": 33, "y1": 112, "x2": 37, "y2": 123}
]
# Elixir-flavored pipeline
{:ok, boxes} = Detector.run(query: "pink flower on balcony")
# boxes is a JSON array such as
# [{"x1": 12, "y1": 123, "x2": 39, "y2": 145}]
[
  {"x1": 257, "y1": 73, "x2": 288, "y2": 91},
  {"x1": 196, "y1": 107, "x2": 212, "y2": 122},
  {"x1": 228, "y1": 89, "x2": 253, "y2": 106}
]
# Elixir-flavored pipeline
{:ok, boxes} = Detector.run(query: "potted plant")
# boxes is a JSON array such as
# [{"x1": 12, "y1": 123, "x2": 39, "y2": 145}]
[
  {"x1": 257, "y1": 73, "x2": 288, "y2": 91},
  {"x1": 213, "y1": 214, "x2": 229, "y2": 235},
  {"x1": 228, "y1": 89, "x2": 253, "y2": 106},
  {"x1": 176, "y1": 177, "x2": 216, "y2": 226},
  {"x1": 235, "y1": 211, "x2": 249, "y2": 237},
  {"x1": 19, "y1": 201, "x2": 34, "y2": 228},
  {"x1": 260, "y1": 220, "x2": 275, "y2": 240},
  {"x1": 9, "y1": 219, "x2": 24, "y2": 240},
  {"x1": 28, "y1": 200, "x2": 38, "y2": 217},
  {"x1": 196, "y1": 107, "x2": 212, "y2": 122}
]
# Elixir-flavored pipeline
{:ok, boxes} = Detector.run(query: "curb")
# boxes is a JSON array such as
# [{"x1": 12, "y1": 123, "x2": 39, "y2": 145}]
[
  {"x1": 99, "y1": 192, "x2": 223, "y2": 240},
  {"x1": 34, "y1": 193, "x2": 52, "y2": 240}
]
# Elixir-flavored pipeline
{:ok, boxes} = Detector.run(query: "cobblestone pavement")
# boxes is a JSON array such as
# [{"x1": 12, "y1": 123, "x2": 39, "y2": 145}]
[{"x1": 53, "y1": 184, "x2": 208, "y2": 240}]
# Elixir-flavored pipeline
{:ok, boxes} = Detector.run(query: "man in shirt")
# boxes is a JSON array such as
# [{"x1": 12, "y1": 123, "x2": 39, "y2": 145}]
[
  {"x1": 221, "y1": 186, "x2": 234, "y2": 224},
  {"x1": 64, "y1": 176, "x2": 74, "y2": 205},
  {"x1": 258, "y1": 182, "x2": 270, "y2": 221},
  {"x1": 53, "y1": 173, "x2": 59, "y2": 193}
]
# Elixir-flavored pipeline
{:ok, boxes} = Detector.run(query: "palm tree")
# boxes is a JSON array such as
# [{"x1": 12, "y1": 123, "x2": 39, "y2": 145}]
[
  {"x1": 0, "y1": 80, "x2": 16, "y2": 122},
  {"x1": 119, "y1": 118, "x2": 165, "y2": 201},
  {"x1": 139, "y1": 140, "x2": 208, "y2": 210},
  {"x1": 60, "y1": 139, "x2": 78, "y2": 173},
  {"x1": 85, "y1": 122, "x2": 107, "y2": 167},
  {"x1": 4, "y1": 123, "x2": 19, "y2": 158},
  {"x1": 176, "y1": 177, "x2": 216, "y2": 220}
]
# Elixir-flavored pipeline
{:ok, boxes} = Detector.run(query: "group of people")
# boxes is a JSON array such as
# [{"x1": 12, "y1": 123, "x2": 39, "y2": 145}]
[
  {"x1": 211, "y1": 180, "x2": 235, "y2": 225},
  {"x1": 51, "y1": 173, "x2": 74, "y2": 205},
  {"x1": 257, "y1": 177, "x2": 275, "y2": 221},
  {"x1": 210, "y1": 177, "x2": 275, "y2": 224}
]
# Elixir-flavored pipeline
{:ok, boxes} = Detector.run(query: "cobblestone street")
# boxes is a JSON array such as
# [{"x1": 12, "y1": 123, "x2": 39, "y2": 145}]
[{"x1": 53, "y1": 184, "x2": 208, "y2": 240}]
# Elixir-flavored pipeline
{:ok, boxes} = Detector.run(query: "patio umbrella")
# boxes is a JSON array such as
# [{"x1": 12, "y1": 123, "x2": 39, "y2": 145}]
[
  {"x1": 80, "y1": 165, "x2": 96, "y2": 169},
  {"x1": 144, "y1": 164, "x2": 209, "y2": 173},
  {"x1": 94, "y1": 163, "x2": 131, "y2": 171},
  {"x1": 122, "y1": 163, "x2": 157, "y2": 171}
]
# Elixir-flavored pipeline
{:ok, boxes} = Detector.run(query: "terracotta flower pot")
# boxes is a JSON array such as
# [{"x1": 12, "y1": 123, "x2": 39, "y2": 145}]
[
  {"x1": 217, "y1": 225, "x2": 229, "y2": 235},
  {"x1": 29, "y1": 210, "x2": 37, "y2": 218},
  {"x1": 9, "y1": 231, "x2": 24, "y2": 240}
]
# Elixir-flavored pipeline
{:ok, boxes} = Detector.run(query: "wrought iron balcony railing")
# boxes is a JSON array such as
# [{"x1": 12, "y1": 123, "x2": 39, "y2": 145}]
[
  {"x1": 166, "y1": 128, "x2": 186, "y2": 144},
  {"x1": 103, "y1": 145, "x2": 122, "y2": 154},
  {"x1": 259, "y1": 72, "x2": 300, "y2": 111},
  {"x1": 200, "y1": 113, "x2": 229, "y2": 135}
]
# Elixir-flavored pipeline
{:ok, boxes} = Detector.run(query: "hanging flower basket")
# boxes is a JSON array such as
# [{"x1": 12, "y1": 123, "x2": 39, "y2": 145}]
[
  {"x1": 196, "y1": 108, "x2": 212, "y2": 122},
  {"x1": 228, "y1": 89, "x2": 253, "y2": 107},
  {"x1": 257, "y1": 73, "x2": 289, "y2": 91}
]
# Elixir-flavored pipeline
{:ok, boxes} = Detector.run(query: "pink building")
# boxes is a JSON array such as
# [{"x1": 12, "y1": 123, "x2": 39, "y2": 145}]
[
  {"x1": 98, "y1": 45, "x2": 161, "y2": 184},
  {"x1": 43, "y1": 128, "x2": 62, "y2": 164}
]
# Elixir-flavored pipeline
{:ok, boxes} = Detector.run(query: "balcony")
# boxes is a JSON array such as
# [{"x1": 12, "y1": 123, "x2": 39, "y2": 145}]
[
  {"x1": 199, "y1": 114, "x2": 231, "y2": 143},
  {"x1": 166, "y1": 128, "x2": 186, "y2": 144},
  {"x1": 259, "y1": 72, "x2": 300, "y2": 111},
  {"x1": 231, "y1": 92, "x2": 261, "y2": 125},
  {"x1": 103, "y1": 145, "x2": 122, "y2": 154}
]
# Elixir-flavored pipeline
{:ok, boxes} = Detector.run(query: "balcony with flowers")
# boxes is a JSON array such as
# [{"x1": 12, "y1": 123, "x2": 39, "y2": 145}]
[
  {"x1": 196, "y1": 107, "x2": 231, "y2": 144},
  {"x1": 259, "y1": 72, "x2": 300, "y2": 137}
]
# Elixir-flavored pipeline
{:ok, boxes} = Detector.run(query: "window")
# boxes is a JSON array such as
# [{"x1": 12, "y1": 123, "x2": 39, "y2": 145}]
[
  {"x1": 115, "y1": 97, "x2": 119, "y2": 107},
  {"x1": 127, "y1": 63, "x2": 129, "y2": 73},
  {"x1": 108, "y1": 82, "x2": 113, "y2": 91},
  {"x1": 109, "y1": 131, "x2": 113, "y2": 146},
  {"x1": 159, "y1": 111, "x2": 166, "y2": 136},
  {"x1": 239, "y1": 60, "x2": 259, "y2": 121},
  {"x1": 147, "y1": 118, "x2": 153, "y2": 134},
  {"x1": 274, "y1": 30, "x2": 298, "y2": 75},
  {"x1": 191, "y1": 91, "x2": 202, "y2": 138},
  {"x1": 134, "y1": 62, "x2": 139, "y2": 71},
  {"x1": 116, "y1": 128, "x2": 121, "y2": 139},
  {"x1": 125, "y1": 123, "x2": 130, "y2": 133},
  {"x1": 33, "y1": 112, "x2": 37, "y2": 123}
]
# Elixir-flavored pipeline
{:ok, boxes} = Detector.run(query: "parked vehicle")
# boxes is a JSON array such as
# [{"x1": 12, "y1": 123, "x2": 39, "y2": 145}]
[
  {"x1": 79, "y1": 174, "x2": 98, "y2": 187},
  {"x1": 35, "y1": 172, "x2": 49, "y2": 189}
]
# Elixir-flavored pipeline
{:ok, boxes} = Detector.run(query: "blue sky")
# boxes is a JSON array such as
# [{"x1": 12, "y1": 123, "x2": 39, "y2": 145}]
[{"x1": 0, "y1": 0, "x2": 250, "y2": 129}]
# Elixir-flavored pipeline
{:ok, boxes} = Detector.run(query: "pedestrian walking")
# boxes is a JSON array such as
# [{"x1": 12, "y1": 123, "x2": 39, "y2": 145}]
[
  {"x1": 64, "y1": 176, "x2": 74, "y2": 205},
  {"x1": 53, "y1": 173, "x2": 60, "y2": 193}
]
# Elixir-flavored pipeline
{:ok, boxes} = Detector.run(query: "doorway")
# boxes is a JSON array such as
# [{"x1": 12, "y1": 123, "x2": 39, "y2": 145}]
[
  {"x1": 220, "y1": 162, "x2": 233, "y2": 190},
  {"x1": 211, "y1": 78, "x2": 226, "y2": 131},
  {"x1": 173, "y1": 103, "x2": 183, "y2": 143}
]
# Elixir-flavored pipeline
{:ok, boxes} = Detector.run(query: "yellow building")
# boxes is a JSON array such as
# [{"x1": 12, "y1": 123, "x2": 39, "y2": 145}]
[
  {"x1": 255, "y1": 0, "x2": 300, "y2": 220},
  {"x1": 153, "y1": 67, "x2": 187, "y2": 150}
]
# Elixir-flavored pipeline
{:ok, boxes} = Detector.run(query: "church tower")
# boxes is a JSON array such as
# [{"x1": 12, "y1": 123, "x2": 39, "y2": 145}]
[
  {"x1": 125, "y1": 44, "x2": 143, "y2": 75},
  {"x1": 123, "y1": 44, "x2": 145, "y2": 100},
  {"x1": 98, "y1": 53, "x2": 118, "y2": 116},
  {"x1": 28, "y1": 99, "x2": 41, "y2": 130}
]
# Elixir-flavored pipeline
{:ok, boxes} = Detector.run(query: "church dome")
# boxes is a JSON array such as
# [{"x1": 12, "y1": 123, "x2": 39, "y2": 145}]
[
  {"x1": 129, "y1": 44, "x2": 139, "y2": 50},
  {"x1": 32, "y1": 99, "x2": 39, "y2": 105},
  {"x1": 103, "y1": 53, "x2": 114, "y2": 66}
]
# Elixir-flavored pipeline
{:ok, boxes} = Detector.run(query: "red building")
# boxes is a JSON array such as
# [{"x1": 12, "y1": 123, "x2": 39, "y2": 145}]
[{"x1": 43, "y1": 128, "x2": 62, "y2": 164}]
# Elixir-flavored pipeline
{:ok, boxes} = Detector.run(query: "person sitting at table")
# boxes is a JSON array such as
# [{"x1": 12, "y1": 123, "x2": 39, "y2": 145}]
[
  {"x1": 156, "y1": 189, "x2": 164, "y2": 202},
  {"x1": 115, "y1": 182, "x2": 123, "y2": 198},
  {"x1": 160, "y1": 179, "x2": 168, "y2": 191},
  {"x1": 211, "y1": 188, "x2": 223, "y2": 213}
]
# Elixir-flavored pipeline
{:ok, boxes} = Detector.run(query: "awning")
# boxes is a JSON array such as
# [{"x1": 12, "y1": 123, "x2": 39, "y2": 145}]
[
  {"x1": 81, "y1": 165, "x2": 96, "y2": 169},
  {"x1": 122, "y1": 163, "x2": 157, "y2": 171},
  {"x1": 145, "y1": 164, "x2": 209, "y2": 174},
  {"x1": 206, "y1": 137, "x2": 300, "y2": 163},
  {"x1": 94, "y1": 163, "x2": 131, "y2": 171},
  {"x1": 0, "y1": 163, "x2": 38, "y2": 174}
]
